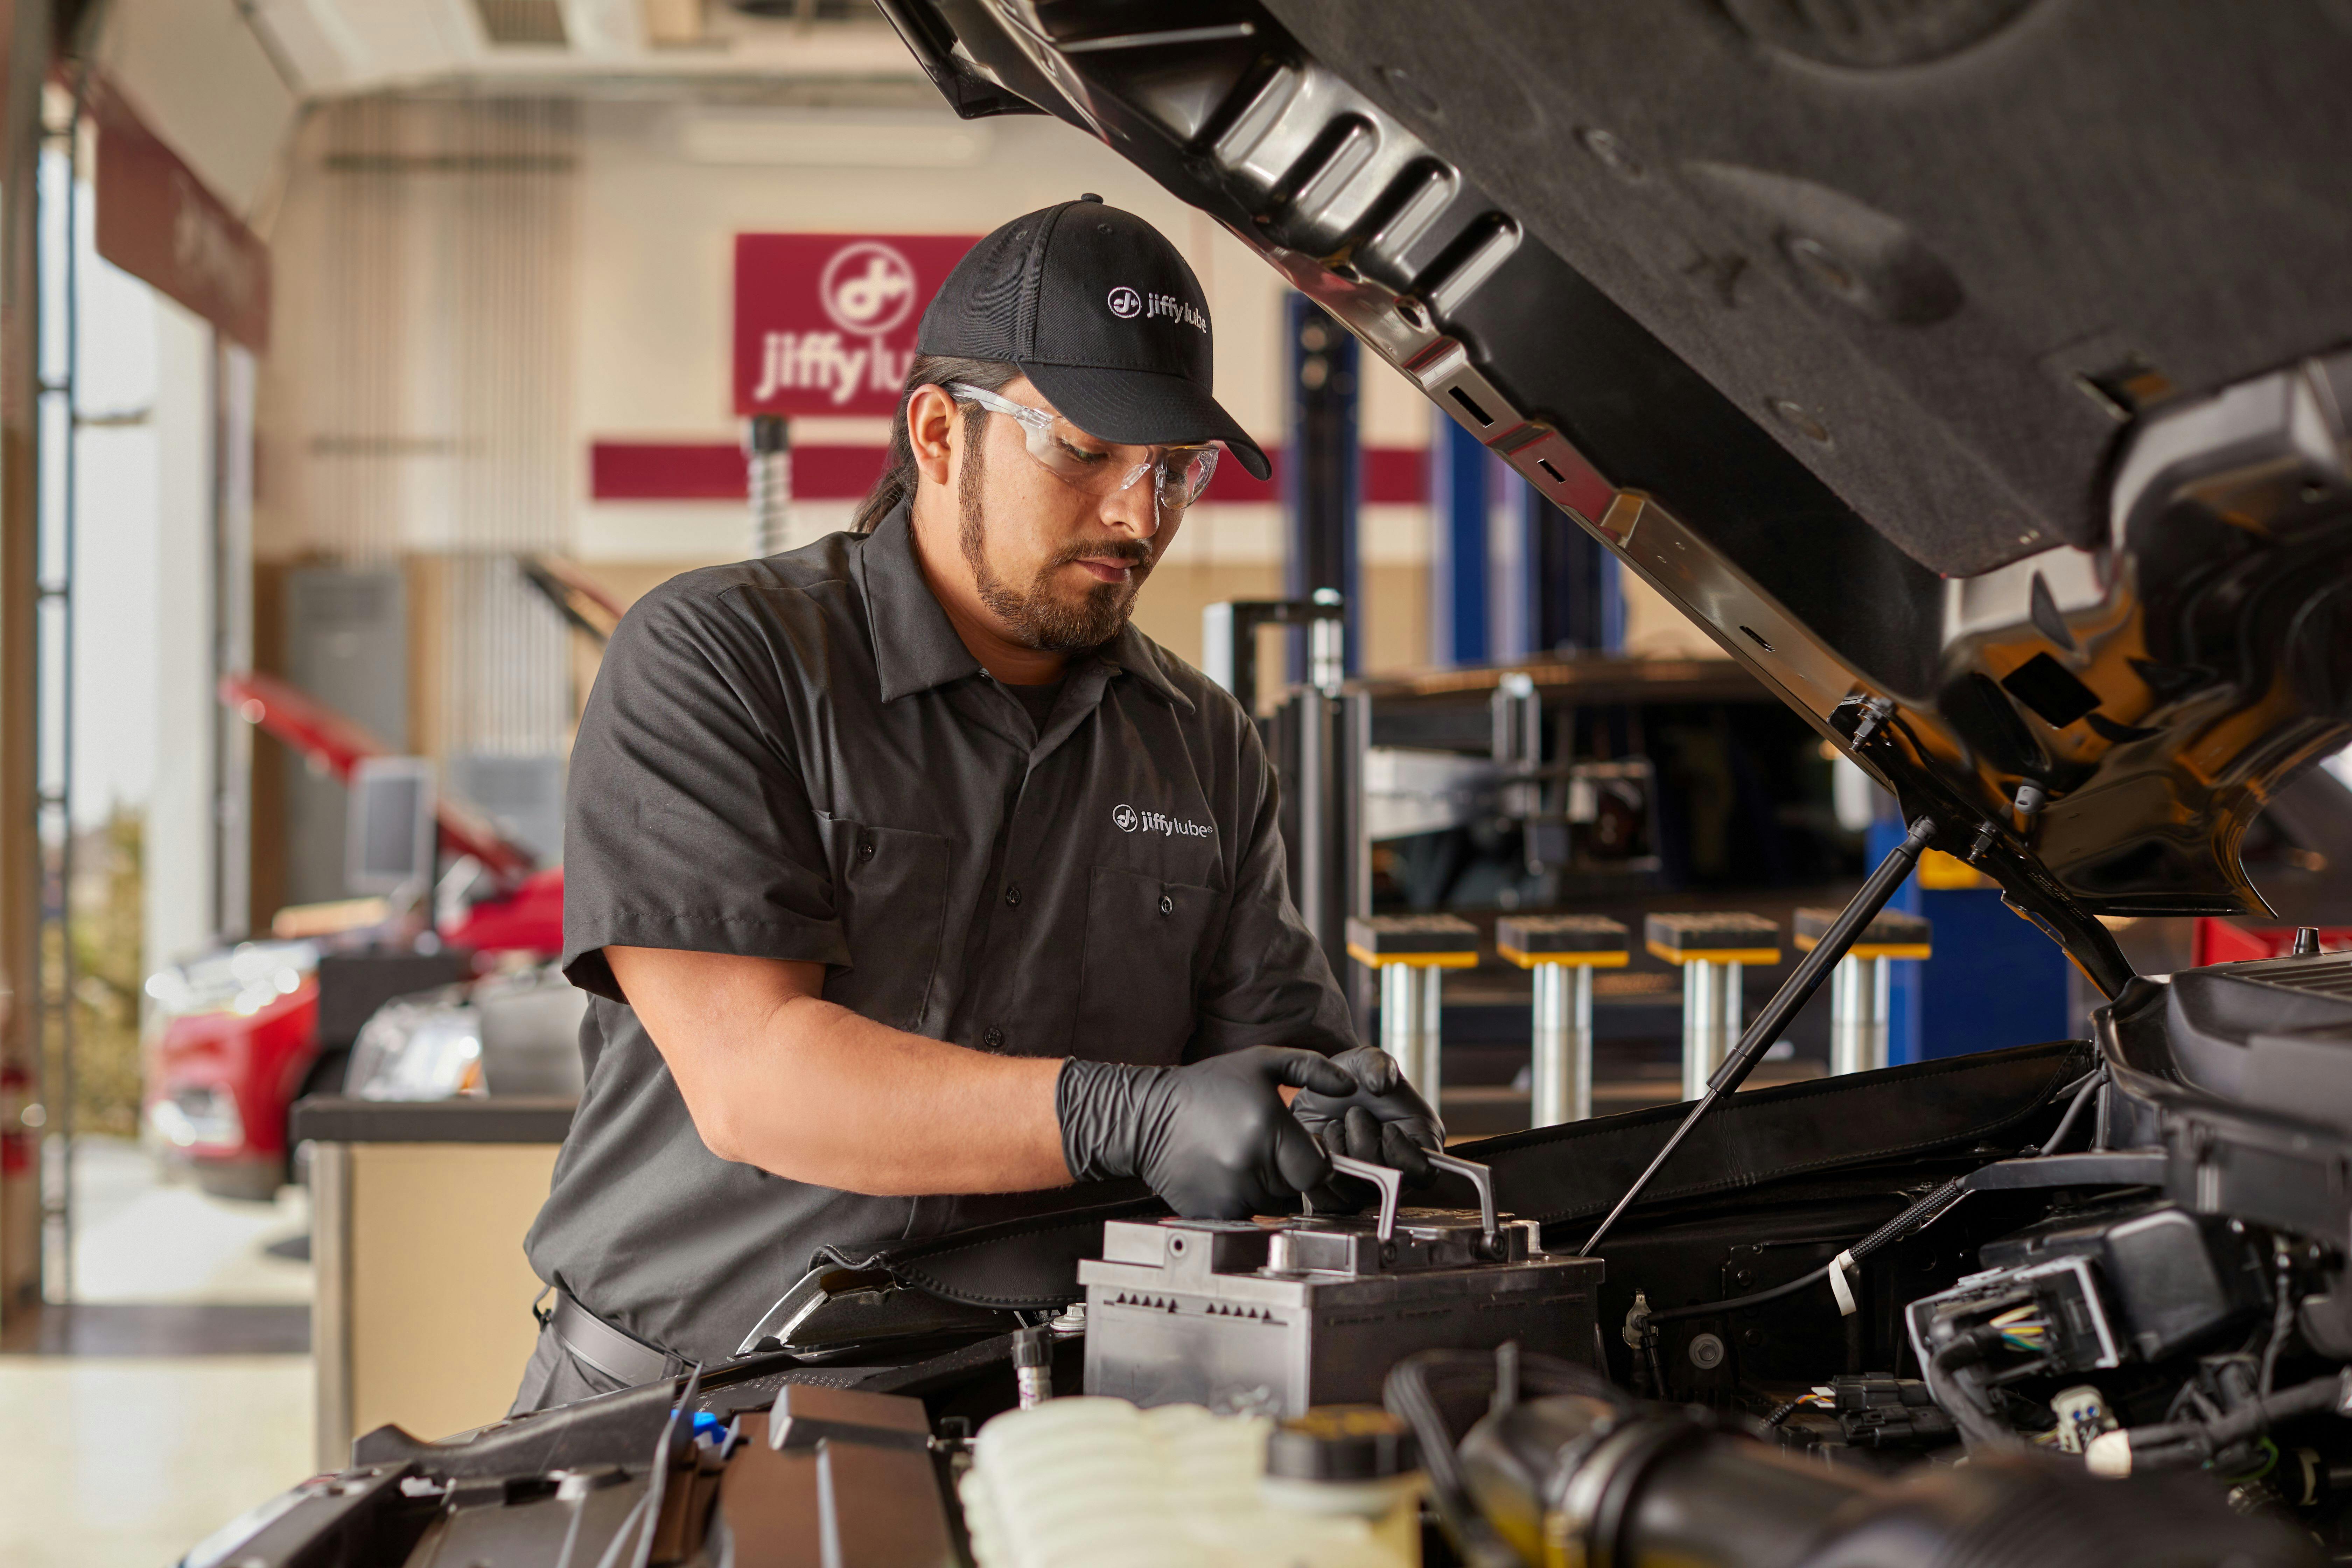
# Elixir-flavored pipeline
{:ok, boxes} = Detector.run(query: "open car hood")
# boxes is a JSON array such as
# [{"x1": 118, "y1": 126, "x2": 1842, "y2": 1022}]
[{"x1": 879, "y1": 0, "x2": 2352, "y2": 994}]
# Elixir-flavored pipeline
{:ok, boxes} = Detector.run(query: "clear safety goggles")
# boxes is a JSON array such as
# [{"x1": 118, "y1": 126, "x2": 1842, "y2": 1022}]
[{"x1": 945, "y1": 382, "x2": 1220, "y2": 512}]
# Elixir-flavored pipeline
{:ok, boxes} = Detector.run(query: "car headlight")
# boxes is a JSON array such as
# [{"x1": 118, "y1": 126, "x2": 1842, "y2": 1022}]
[
  {"x1": 345, "y1": 995, "x2": 484, "y2": 1102},
  {"x1": 148, "y1": 1086, "x2": 244, "y2": 1151}
]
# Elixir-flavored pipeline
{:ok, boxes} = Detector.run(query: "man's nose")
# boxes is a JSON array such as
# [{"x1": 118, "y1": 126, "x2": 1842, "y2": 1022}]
[{"x1": 1098, "y1": 471, "x2": 1161, "y2": 538}]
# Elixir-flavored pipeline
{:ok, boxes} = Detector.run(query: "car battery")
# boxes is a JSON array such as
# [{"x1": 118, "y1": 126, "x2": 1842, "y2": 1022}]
[{"x1": 1079, "y1": 1206, "x2": 1605, "y2": 1415}]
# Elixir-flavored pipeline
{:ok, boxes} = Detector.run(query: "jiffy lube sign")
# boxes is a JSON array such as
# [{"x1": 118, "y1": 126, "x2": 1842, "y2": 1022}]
[{"x1": 734, "y1": 233, "x2": 978, "y2": 416}]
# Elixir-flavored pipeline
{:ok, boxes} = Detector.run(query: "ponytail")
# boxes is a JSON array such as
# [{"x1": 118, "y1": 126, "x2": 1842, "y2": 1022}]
[{"x1": 850, "y1": 354, "x2": 1023, "y2": 534}]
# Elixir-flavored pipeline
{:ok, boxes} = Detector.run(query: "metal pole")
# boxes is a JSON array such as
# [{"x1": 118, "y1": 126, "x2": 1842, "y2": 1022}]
[
  {"x1": 1308, "y1": 588, "x2": 1345, "y2": 694},
  {"x1": 1681, "y1": 960, "x2": 1721, "y2": 1101},
  {"x1": 1829, "y1": 954, "x2": 1866, "y2": 1076},
  {"x1": 1343, "y1": 690, "x2": 1374, "y2": 1040},
  {"x1": 33, "y1": 96, "x2": 81, "y2": 1303},
  {"x1": 1297, "y1": 688, "x2": 1328, "y2": 962},
  {"x1": 747, "y1": 414, "x2": 789, "y2": 557},
  {"x1": 1870, "y1": 955, "x2": 1891, "y2": 1071},
  {"x1": 1530, "y1": 962, "x2": 1593, "y2": 1127},
  {"x1": 1531, "y1": 963, "x2": 1565, "y2": 1126},
  {"x1": 1829, "y1": 954, "x2": 1896, "y2": 1075},
  {"x1": 1570, "y1": 963, "x2": 1593, "y2": 1121},
  {"x1": 1379, "y1": 962, "x2": 1420, "y2": 1089},
  {"x1": 1419, "y1": 964, "x2": 1444, "y2": 1113}
]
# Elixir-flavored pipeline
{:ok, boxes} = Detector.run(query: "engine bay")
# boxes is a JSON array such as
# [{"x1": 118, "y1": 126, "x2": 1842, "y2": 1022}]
[{"x1": 182, "y1": 945, "x2": 2352, "y2": 1567}]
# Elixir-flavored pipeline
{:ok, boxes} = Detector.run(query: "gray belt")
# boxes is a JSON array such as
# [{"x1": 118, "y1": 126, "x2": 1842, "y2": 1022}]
[{"x1": 541, "y1": 1286, "x2": 685, "y2": 1388}]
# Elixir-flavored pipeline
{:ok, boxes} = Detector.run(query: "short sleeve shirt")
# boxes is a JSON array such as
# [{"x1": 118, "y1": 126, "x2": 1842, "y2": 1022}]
[{"x1": 524, "y1": 501, "x2": 1357, "y2": 1365}]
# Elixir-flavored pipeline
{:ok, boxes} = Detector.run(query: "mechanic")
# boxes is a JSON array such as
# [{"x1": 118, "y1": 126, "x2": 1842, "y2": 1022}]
[{"x1": 511, "y1": 198, "x2": 1440, "y2": 1412}]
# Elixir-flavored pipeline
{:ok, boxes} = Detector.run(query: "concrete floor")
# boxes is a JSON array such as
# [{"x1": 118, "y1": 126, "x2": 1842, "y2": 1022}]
[
  {"x1": 62, "y1": 1135, "x2": 312, "y2": 1304},
  {"x1": 1, "y1": 1137, "x2": 315, "y2": 1568},
  {"x1": 0, "y1": 1356, "x2": 314, "y2": 1568}
]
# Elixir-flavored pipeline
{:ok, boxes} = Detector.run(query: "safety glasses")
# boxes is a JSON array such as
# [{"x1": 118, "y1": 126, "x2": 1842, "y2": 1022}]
[{"x1": 945, "y1": 383, "x2": 1220, "y2": 512}]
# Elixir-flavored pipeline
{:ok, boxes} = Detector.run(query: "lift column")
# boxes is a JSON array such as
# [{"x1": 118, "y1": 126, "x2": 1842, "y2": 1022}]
[
  {"x1": 1345, "y1": 913, "x2": 1481, "y2": 1107},
  {"x1": 1496, "y1": 915, "x2": 1628, "y2": 1126},
  {"x1": 1645, "y1": 913, "x2": 1781, "y2": 1102},
  {"x1": 1797, "y1": 906, "x2": 1932, "y2": 1075}
]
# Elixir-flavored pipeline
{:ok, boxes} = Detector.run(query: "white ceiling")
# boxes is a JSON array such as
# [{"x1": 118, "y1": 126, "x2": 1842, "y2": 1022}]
[
  {"x1": 241, "y1": 0, "x2": 925, "y2": 97},
  {"x1": 89, "y1": 0, "x2": 933, "y2": 220}
]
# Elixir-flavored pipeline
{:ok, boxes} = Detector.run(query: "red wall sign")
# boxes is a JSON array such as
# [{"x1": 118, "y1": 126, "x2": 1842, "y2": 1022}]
[
  {"x1": 90, "y1": 77, "x2": 271, "y2": 353},
  {"x1": 734, "y1": 233, "x2": 977, "y2": 418}
]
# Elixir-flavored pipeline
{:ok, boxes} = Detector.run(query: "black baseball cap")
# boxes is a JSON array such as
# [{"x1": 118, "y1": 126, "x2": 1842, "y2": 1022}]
[{"x1": 917, "y1": 195, "x2": 1271, "y2": 480}]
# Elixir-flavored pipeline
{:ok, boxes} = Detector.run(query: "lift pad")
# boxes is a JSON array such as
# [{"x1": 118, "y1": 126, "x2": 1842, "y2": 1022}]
[
  {"x1": 1496, "y1": 913, "x2": 1630, "y2": 969},
  {"x1": 1345, "y1": 912, "x2": 1481, "y2": 969},
  {"x1": 1795, "y1": 906, "x2": 1932, "y2": 961},
  {"x1": 1644, "y1": 911, "x2": 1782, "y2": 967}
]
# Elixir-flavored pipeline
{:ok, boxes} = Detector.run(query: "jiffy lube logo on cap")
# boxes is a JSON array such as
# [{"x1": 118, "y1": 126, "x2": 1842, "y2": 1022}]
[
  {"x1": 1144, "y1": 292, "x2": 1208, "y2": 332},
  {"x1": 1107, "y1": 284, "x2": 1206, "y2": 332},
  {"x1": 1113, "y1": 803, "x2": 1213, "y2": 839}
]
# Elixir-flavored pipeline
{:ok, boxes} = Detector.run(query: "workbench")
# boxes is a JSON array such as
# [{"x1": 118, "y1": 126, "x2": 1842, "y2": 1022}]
[{"x1": 292, "y1": 1095, "x2": 574, "y2": 1472}]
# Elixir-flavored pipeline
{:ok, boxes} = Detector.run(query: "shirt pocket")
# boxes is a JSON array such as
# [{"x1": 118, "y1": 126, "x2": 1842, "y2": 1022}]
[
  {"x1": 817, "y1": 817, "x2": 952, "y2": 1033},
  {"x1": 1074, "y1": 865, "x2": 1219, "y2": 1065}
]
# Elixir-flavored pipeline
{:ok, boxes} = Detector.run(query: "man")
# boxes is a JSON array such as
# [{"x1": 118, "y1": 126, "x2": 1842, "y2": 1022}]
[{"x1": 513, "y1": 197, "x2": 1437, "y2": 1412}]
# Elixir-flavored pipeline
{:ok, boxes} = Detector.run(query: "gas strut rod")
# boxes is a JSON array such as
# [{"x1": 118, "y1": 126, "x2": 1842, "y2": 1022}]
[{"x1": 1578, "y1": 816, "x2": 1939, "y2": 1257}]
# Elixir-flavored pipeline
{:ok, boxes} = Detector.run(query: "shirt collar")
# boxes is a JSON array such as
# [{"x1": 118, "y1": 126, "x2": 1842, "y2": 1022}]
[
  {"x1": 858, "y1": 497, "x2": 1196, "y2": 714},
  {"x1": 1097, "y1": 620, "x2": 1196, "y2": 713},
  {"x1": 860, "y1": 499, "x2": 985, "y2": 703}
]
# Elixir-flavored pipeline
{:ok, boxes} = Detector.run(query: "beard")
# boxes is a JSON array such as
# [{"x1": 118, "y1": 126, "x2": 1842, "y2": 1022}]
[{"x1": 959, "y1": 425, "x2": 1153, "y2": 652}]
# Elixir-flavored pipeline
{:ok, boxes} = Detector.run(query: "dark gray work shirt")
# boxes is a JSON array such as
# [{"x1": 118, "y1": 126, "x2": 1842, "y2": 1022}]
[{"x1": 525, "y1": 501, "x2": 1354, "y2": 1365}]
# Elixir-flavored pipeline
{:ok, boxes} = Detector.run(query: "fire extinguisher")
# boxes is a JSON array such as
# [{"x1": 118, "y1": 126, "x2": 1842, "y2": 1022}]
[{"x1": 0, "y1": 1062, "x2": 33, "y2": 1176}]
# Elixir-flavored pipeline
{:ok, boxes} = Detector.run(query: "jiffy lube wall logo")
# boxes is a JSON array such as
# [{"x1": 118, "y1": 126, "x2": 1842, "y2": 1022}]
[
  {"x1": 735, "y1": 233, "x2": 978, "y2": 417},
  {"x1": 1113, "y1": 803, "x2": 1213, "y2": 839},
  {"x1": 821, "y1": 243, "x2": 918, "y2": 336}
]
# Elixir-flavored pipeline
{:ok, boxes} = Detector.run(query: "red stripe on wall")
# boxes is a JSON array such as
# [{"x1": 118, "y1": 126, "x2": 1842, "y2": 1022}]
[{"x1": 590, "y1": 441, "x2": 1432, "y2": 505}]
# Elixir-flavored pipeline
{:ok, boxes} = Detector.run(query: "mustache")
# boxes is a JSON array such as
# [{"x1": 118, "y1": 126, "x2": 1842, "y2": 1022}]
[{"x1": 1049, "y1": 537, "x2": 1155, "y2": 571}]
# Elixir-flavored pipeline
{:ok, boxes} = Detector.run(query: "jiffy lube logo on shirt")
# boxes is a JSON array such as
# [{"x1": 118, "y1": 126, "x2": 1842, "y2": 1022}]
[{"x1": 1114, "y1": 803, "x2": 1212, "y2": 839}]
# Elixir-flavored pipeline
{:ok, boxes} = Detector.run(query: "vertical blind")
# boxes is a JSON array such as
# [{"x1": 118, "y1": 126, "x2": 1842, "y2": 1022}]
[{"x1": 286, "y1": 94, "x2": 578, "y2": 762}]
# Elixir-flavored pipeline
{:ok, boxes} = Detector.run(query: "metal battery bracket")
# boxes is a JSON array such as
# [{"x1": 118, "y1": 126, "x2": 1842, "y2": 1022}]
[{"x1": 1304, "y1": 1149, "x2": 1501, "y2": 1248}]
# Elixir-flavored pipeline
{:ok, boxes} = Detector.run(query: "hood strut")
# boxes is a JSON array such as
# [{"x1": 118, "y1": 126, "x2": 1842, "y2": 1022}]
[{"x1": 1580, "y1": 816, "x2": 1940, "y2": 1256}]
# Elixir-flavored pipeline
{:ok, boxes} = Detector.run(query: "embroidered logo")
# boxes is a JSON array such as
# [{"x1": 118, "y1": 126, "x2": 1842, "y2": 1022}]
[
  {"x1": 1113, "y1": 803, "x2": 1212, "y2": 839},
  {"x1": 1107, "y1": 286, "x2": 1142, "y2": 320}
]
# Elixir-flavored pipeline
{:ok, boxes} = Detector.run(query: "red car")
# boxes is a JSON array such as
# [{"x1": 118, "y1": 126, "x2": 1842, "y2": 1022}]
[{"x1": 143, "y1": 674, "x2": 565, "y2": 1200}]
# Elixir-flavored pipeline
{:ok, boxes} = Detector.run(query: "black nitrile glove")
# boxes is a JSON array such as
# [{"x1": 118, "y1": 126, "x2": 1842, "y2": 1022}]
[
  {"x1": 1057, "y1": 1046, "x2": 1355, "y2": 1219},
  {"x1": 1290, "y1": 1045, "x2": 1446, "y2": 1201}
]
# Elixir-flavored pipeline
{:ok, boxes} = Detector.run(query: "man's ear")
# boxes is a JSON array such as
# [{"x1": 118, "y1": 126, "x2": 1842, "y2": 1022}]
[{"x1": 908, "y1": 385, "x2": 959, "y2": 489}]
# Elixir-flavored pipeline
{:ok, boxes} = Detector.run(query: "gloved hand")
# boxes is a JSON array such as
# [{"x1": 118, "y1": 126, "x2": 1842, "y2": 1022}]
[
  {"x1": 1057, "y1": 1046, "x2": 1355, "y2": 1219},
  {"x1": 1289, "y1": 1045, "x2": 1446, "y2": 1196}
]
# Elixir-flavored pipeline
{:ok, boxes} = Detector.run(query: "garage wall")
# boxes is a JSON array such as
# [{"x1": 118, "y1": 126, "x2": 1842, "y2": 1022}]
[
  {"x1": 254, "y1": 91, "x2": 1440, "y2": 700},
  {"x1": 245, "y1": 89, "x2": 1449, "y2": 908},
  {"x1": 567, "y1": 97, "x2": 1437, "y2": 677}
]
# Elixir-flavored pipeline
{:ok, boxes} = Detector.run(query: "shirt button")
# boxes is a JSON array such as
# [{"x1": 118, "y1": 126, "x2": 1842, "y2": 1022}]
[
  {"x1": 983, "y1": 1026, "x2": 1006, "y2": 1049},
  {"x1": 1158, "y1": 894, "x2": 1175, "y2": 916},
  {"x1": 857, "y1": 840, "x2": 875, "y2": 862},
  {"x1": 1004, "y1": 884, "x2": 1022, "y2": 907}
]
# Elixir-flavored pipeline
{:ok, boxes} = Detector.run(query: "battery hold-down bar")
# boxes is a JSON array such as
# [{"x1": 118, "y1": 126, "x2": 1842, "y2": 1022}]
[{"x1": 1304, "y1": 1150, "x2": 1500, "y2": 1248}]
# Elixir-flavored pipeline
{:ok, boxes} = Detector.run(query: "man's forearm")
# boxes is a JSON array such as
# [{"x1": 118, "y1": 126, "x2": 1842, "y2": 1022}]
[{"x1": 606, "y1": 946, "x2": 1072, "y2": 1196}]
